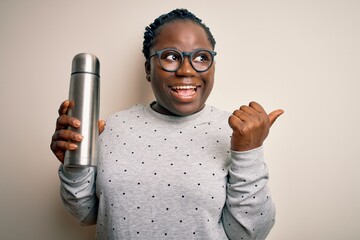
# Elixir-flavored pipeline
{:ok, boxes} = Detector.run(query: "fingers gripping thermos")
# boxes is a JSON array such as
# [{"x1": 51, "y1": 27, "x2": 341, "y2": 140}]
[{"x1": 64, "y1": 53, "x2": 100, "y2": 168}]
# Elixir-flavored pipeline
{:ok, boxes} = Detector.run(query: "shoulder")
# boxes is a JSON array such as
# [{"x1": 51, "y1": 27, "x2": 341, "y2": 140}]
[
  {"x1": 197, "y1": 105, "x2": 232, "y2": 133},
  {"x1": 206, "y1": 105, "x2": 231, "y2": 122},
  {"x1": 106, "y1": 104, "x2": 146, "y2": 124}
]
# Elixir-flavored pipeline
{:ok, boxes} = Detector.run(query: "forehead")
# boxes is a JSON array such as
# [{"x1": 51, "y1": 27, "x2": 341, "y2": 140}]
[{"x1": 153, "y1": 20, "x2": 212, "y2": 51}]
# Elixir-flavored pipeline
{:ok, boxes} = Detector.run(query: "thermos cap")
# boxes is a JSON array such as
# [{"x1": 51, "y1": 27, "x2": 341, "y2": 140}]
[{"x1": 71, "y1": 53, "x2": 100, "y2": 76}]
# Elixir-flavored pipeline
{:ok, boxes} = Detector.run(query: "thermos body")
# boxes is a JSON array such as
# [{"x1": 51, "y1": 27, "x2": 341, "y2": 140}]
[{"x1": 64, "y1": 53, "x2": 100, "y2": 167}]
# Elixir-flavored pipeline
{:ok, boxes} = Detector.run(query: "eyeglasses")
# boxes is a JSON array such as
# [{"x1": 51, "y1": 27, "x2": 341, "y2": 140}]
[{"x1": 149, "y1": 48, "x2": 217, "y2": 72}]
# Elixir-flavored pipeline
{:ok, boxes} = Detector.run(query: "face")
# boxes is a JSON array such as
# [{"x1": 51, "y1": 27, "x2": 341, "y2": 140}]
[{"x1": 145, "y1": 20, "x2": 215, "y2": 116}]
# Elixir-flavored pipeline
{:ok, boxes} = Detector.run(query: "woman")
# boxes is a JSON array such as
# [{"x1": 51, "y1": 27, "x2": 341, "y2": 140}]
[{"x1": 51, "y1": 8, "x2": 283, "y2": 240}]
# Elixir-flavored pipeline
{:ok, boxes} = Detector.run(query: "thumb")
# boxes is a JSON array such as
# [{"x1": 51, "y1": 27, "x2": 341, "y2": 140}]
[
  {"x1": 268, "y1": 109, "x2": 284, "y2": 127},
  {"x1": 98, "y1": 120, "x2": 106, "y2": 135}
]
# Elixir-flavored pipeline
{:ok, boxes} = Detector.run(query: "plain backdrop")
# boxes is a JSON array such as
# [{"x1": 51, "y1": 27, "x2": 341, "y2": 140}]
[{"x1": 0, "y1": 0, "x2": 359, "y2": 239}]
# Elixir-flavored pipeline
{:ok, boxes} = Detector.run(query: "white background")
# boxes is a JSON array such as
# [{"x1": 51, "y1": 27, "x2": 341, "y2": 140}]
[{"x1": 0, "y1": 0, "x2": 359, "y2": 239}]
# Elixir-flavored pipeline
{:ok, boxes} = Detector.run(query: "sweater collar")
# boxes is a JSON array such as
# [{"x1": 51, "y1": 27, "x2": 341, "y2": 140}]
[{"x1": 144, "y1": 101, "x2": 210, "y2": 126}]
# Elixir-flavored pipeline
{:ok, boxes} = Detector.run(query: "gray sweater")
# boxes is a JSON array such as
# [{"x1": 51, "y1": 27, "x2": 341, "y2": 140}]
[{"x1": 59, "y1": 104, "x2": 275, "y2": 240}]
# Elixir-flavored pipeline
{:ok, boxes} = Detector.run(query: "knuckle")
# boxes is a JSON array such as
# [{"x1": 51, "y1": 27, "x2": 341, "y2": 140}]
[
  {"x1": 52, "y1": 131, "x2": 59, "y2": 141},
  {"x1": 255, "y1": 116, "x2": 264, "y2": 127},
  {"x1": 228, "y1": 116, "x2": 241, "y2": 129},
  {"x1": 50, "y1": 141, "x2": 55, "y2": 151},
  {"x1": 50, "y1": 140, "x2": 62, "y2": 152},
  {"x1": 255, "y1": 120, "x2": 264, "y2": 130},
  {"x1": 242, "y1": 125, "x2": 250, "y2": 133},
  {"x1": 55, "y1": 129, "x2": 63, "y2": 139},
  {"x1": 239, "y1": 105, "x2": 247, "y2": 111},
  {"x1": 56, "y1": 115, "x2": 67, "y2": 125},
  {"x1": 53, "y1": 129, "x2": 71, "y2": 141},
  {"x1": 228, "y1": 115, "x2": 236, "y2": 126},
  {"x1": 231, "y1": 114, "x2": 240, "y2": 121},
  {"x1": 249, "y1": 101, "x2": 256, "y2": 107},
  {"x1": 58, "y1": 100, "x2": 69, "y2": 115}
]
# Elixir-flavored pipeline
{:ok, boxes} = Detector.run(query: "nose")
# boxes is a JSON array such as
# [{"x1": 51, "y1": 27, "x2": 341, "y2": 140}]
[{"x1": 176, "y1": 56, "x2": 196, "y2": 76}]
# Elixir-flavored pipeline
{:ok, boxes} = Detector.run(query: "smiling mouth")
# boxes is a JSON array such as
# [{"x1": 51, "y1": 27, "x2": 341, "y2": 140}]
[{"x1": 170, "y1": 85, "x2": 200, "y2": 97}]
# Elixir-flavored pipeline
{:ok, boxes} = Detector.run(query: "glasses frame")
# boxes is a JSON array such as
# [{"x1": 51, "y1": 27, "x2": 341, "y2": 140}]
[{"x1": 149, "y1": 48, "x2": 217, "y2": 73}]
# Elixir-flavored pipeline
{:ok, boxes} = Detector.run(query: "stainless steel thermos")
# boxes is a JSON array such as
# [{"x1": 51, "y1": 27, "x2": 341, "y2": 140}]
[{"x1": 64, "y1": 53, "x2": 100, "y2": 167}]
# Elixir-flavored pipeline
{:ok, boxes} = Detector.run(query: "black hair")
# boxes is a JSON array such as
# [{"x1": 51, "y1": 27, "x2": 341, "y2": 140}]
[{"x1": 142, "y1": 8, "x2": 216, "y2": 60}]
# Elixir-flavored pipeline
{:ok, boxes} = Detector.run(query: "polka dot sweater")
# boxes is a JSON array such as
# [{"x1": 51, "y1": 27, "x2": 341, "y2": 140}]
[{"x1": 59, "y1": 104, "x2": 275, "y2": 240}]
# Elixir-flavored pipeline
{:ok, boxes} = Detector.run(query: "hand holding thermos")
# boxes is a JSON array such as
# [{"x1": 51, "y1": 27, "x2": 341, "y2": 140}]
[{"x1": 50, "y1": 53, "x2": 105, "y2": 166}]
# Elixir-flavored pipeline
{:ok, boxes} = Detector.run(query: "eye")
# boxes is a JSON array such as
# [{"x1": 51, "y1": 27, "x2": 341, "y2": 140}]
[
  {"x1": 166, "y1": 54, "x2": 180, "y2": 61},
  {"x1": 193, "y1": 51, "x2": 211, "y2": 63},
  {"x1": 161, "y1": 50, "x2": 181, "y2": 62}
]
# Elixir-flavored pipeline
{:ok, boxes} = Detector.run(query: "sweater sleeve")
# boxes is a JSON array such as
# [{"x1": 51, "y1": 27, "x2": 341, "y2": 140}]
[
  {"x1": 222, "y1": 146, "x2": 276, "y2": 240},
  {"x1": 58, "y1": 165, "x2": 98, "y2": 225}
]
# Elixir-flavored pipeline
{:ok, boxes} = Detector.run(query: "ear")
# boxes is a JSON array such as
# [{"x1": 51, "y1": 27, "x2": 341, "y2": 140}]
[{"x1": 145, "y1": 61, "x2": 151, "y2": 82}]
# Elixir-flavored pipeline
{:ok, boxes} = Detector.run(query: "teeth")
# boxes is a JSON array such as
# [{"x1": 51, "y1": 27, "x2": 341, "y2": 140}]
[{"x1": 172, "y1": 86, "x2": 196, "y2": 90}]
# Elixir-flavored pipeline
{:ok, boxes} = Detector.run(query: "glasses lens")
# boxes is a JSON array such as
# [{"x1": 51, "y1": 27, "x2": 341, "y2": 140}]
[
  {"x1": 191, "y1": 50, "x2": 213, "y2": 72},
  {"x1": 159, "y1": 50, "x2": 182, "y2": 71}
]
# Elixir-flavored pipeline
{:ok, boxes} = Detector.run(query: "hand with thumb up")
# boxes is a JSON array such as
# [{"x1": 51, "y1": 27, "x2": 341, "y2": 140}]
[{"x1": 228, "y1": 101, "x2": 284, "y2": 152}]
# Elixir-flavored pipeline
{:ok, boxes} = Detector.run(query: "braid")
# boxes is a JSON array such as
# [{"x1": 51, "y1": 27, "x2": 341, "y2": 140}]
[{"x1": 142, "y1": 8, "x2": 216, "y2": 59}]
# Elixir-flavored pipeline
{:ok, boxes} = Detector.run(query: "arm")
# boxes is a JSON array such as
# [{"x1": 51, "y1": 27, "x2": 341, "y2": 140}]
[
  {"x1": 58, "y1": 166, "x2": 98, "y2": 225},
  {"x1": 50, "y1": 100, "x2": 105, "y2": 225},
  {"x1": 222, "y1": 147, "x2": 275, "y2": 240},
  {"x1": 223, "y1": 102, "x2": 283, "y2": 239}
]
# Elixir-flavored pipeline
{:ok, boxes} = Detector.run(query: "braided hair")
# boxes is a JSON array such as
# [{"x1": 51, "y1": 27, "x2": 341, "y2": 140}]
[{"x1": 142, "y1": 8, "x2": 216, "y2": 60}]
